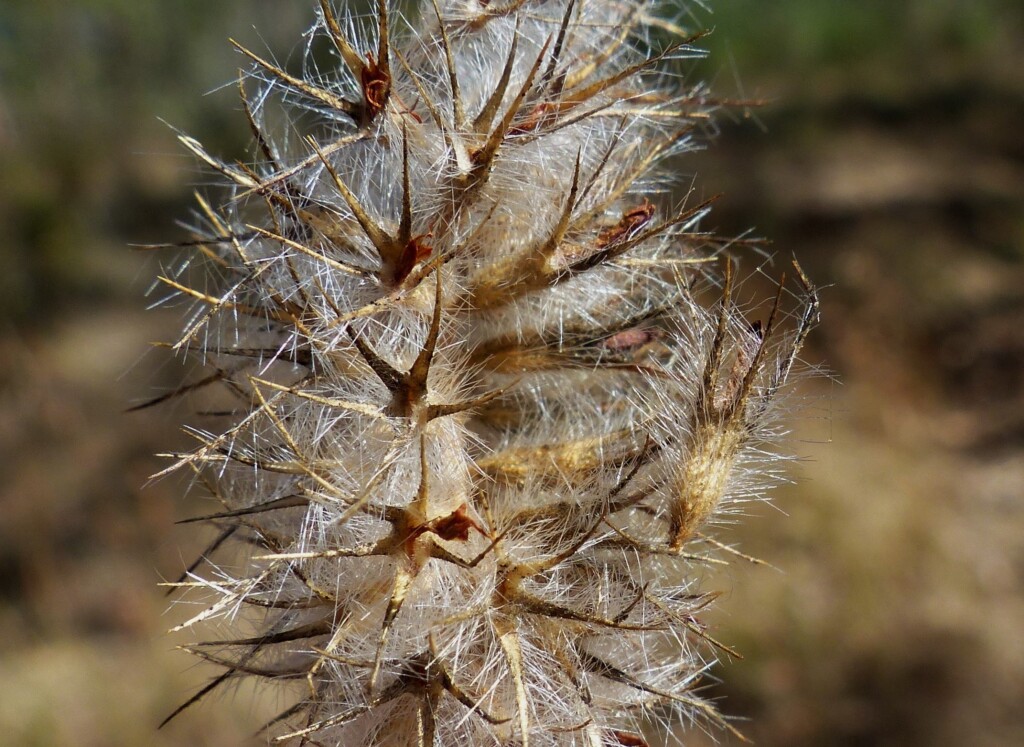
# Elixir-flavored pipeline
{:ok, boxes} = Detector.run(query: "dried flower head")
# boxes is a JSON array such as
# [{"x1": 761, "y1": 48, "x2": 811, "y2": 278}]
[{"x1": 149, "y1": 1, "x2": 819, "y2": 744}]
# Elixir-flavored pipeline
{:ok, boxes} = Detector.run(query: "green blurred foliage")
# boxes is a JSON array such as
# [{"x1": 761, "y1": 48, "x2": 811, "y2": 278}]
[
  {"x1": 0, "y1": 0, "x2": 313, "y2": 324},
  {"x1": 695, "y1": 0, "x2": 1024, "y2": 97}
]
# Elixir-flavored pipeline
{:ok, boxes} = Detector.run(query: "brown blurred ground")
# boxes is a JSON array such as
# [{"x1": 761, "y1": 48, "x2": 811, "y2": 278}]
[{"x1": 1, "y1": 1, "x2": 1022, "y2": 745}]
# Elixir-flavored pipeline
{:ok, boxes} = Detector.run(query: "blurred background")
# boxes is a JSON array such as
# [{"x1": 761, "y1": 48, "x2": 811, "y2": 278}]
[{"x1": 0, "y1": 1, "x2": 1021, "y2": 745}]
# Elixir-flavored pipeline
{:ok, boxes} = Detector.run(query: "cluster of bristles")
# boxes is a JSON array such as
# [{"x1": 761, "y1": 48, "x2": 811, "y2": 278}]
[{"x1": 147, "y1": 1, "x2": 818, "y2": 745}]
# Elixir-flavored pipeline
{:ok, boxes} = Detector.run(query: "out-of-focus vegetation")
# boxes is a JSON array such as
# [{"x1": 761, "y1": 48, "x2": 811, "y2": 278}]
[
  {"x1": 0, "y1": 1, "x2": 314, "y2": 324},
  {"x1": 699, "y1": 0, "x2": 1023, "y2": 94},
  {"x1": 0, "y1": 1, "x2": 1021, "y2": 745}
]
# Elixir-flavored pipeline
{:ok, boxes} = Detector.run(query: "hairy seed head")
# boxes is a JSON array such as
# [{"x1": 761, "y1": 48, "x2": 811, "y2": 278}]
[{"x1": 150, "y1": 1, "x2": 819, "y2": 744}]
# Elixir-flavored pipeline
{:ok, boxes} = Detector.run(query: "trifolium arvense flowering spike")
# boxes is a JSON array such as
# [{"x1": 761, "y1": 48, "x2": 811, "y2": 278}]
[{"x1": 145, "y1": 1, "x2": 820, "y2": 744}]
